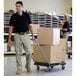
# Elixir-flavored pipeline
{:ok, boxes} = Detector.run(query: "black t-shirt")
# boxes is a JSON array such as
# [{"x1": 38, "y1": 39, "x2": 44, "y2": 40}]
[
  {"x1": 9, "y1": 11, "x2": 32, "y2": 33},
  {"x1": 62, "y1": 21, "x2": 70, "y2": 33}
]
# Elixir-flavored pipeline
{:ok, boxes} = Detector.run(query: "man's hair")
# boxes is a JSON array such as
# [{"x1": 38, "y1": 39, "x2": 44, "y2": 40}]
[
  {"x1": 15, "y1": 1, "x2": 23, "y2": 6},
  {"x1": 64, "y1": 15, "x2": 69, "y2": 21}
]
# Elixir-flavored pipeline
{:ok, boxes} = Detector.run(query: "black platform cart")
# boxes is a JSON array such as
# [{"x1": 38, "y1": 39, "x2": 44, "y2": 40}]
[{"x1": 33, "y1": 39, "x2": 66, "y2": 71}]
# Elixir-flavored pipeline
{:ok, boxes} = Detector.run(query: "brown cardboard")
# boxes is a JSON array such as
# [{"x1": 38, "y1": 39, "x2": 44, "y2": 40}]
[
  {"x1": 29, "y1": 24, "x2": 40, "y2": 34},
  {"x1": 59, "y1": 38, "x2": 67, "y2": 61},
  {"x1": 33, "y1": 44, "x2": 65, "y2": 63},
  {"x1": 37, "y1": 28, "x2": 60, "y2": 45},
  {"x1": 62, "y1": 50, "x2": 66, "y2": 61},
  {"x1": 60, "y1": 38, "x2": 66, "y2": 50}
]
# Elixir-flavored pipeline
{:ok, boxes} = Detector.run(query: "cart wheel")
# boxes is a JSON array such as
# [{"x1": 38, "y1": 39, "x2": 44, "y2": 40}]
[
  {"x1": 37, "y1": 65, "x2": 40, "y2": 71},
  {"x1": 62, "y1": 65, "x2": 65, "y2": 70},
  {"x1": 47, "y1": 67, "x2": 50, "y2": 72},
  {"x1": 68, "y1": 54, "x2": 71, "y2": 59},
  {"x1": 51, "y1": 66, "x2": 54, "y2": 69}
]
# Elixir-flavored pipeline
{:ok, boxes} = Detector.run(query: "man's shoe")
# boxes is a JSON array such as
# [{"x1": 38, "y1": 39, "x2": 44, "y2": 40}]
[
  {"x1": 26, "y1": 67, "x2": 32, "y2": 73},
  {"x1": 16, "y1": 69, "x2": 22, "y2": 74}
]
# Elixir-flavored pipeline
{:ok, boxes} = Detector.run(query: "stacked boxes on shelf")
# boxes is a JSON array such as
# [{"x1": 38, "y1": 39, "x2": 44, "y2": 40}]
[{"x1": 33, "y1": 28, "x2": 66, "y2": 63}]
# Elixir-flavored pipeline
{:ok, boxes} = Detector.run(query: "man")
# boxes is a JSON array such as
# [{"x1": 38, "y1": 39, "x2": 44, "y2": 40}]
[
  {"x1": 8, "y1": 1, "x2": 34, "y2": 74},
  {"x1": 60, "y1": 15, "x2": 70, "y2": 38},
  {"x1": 60, "y1": 15, "x2": 70, "y2": 51}
]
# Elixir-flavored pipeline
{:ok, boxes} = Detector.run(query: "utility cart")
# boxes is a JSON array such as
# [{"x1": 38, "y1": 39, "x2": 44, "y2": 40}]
[{"x1": 33, "y1": 39, "x2": 66, "y2": 71}]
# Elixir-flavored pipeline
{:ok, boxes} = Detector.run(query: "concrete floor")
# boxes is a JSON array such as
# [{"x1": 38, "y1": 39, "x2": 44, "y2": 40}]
[{"x1": 4, "y1": 56, "x2": 72, "y2": 76}]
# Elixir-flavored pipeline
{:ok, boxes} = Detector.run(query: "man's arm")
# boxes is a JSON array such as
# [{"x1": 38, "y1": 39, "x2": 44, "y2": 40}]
[
  {"x1": 59, "y1": 20, "x2": 64, "y2": 25},
  {"x1": 28, "y1": 24, "x2": 34, "y2": 40},
  {"x1": 61, "y1": 22, "x2": 69, "y2": 32},
  {"x1": 61, "y1": 28, "x2": 67, "y2": 31},
  {"x1": 8, "y1": 26, "x2": 13, "y2": 46}
]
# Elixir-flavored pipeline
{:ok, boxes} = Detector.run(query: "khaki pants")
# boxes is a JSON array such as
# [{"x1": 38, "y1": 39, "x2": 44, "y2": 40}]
[
  {"x1": 63, "y1": 32, "x2": 69, "y2": 51},
  {"x1": 14, "y1": 33, "x2": 32, "y2": 70},
  {"x1": 61, "y1": 31, "x2": 69, "y2": 51}
]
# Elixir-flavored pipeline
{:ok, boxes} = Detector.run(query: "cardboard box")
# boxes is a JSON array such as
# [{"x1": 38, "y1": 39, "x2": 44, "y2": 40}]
[
  {"x1": 33, "y1": 44, "x2": 66, "y2": 63},
  {"x1": 62, "y1": 50, "x2": 66, "y2": 61},
  {"x1": 37, "y1": 28, "x2": 60, "y2": 45},
  {"x1": 60, "y1": 38, "x2": 66, "y2": 50},
  {"x1": 59, "y1": 38, "x2": 67, "y2": 61},
  {"x1": 29, "y1": 24, "x2": 40, "y2": 34}
]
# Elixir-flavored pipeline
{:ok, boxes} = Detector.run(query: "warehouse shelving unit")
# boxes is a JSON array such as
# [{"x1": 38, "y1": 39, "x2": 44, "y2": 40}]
[
  {"x1": 58, "y1": 15, "x2": 64, "y2": 28},
  {"x1": 30, "y1": 13, "x2": 59, "y2": 28},
  {"x1": 30, "y1": 13, "x2": 39, "y2": 24},
  {"x1": 69, "y1": 16, "x2": 72, "y2": 32}
]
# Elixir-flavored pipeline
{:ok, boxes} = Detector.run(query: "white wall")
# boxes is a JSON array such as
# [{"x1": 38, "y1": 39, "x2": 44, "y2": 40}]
[{"x1": 4, "y1": 0, "x2": 72, "y2": 15}]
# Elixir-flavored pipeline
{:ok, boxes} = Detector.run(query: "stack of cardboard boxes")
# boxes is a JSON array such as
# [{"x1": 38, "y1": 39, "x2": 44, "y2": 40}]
[{"x1": 33, "y1": 28, "x2": 66, "y2": 64}]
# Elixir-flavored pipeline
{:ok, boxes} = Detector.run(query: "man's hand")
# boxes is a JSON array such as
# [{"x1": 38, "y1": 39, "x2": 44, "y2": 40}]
[
  {"x1": 7, "y1": 39, "x2": 12, "y2": 47},
  {"x1": 60, "y1": 28, "x2": 67, "y2": 31},
  {"x1": 59, "y1": 20, "x2": 62, "y2": 23},
  {"x1": 32, "y1": 36, "x2": 35, "y2": 40},
  {"x1": 28, "y1": 24, "x2": 34, "y2": 40},
  {"x1": 59, "y1": 20, "x2": 64, "y2": 25},
  {"x1": 60, "y1": 28, "x2": 62, "y2": 30},
  {"x1": 8, "y1": 26, "x2": 13, "y2": 47}
]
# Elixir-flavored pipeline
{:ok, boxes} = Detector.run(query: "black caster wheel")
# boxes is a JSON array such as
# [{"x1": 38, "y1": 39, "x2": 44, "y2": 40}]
[
  {"x1": 68, "y1": 55, "x2": 71, "y2": 59},
  {"x1": 47, "y1": 67, "x2": 50, "y2": 72},
  {"x1": 51, "y1": 66, "x2": 54, "y2": 69},
  {"x1": 37, "y1": 65, "x2": 40, "y2": 71},
  {"x1": 62, "y1": 65, "x2": 65, "y2": 70}
]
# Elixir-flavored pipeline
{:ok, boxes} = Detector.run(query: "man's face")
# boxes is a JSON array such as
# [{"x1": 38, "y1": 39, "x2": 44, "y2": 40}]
[
  {"x1": 16, "y1": 4, "x2": 23, "y2": 12},
  {"x1": 64, "y1": 16, "x2": 67, "y2": 21}
]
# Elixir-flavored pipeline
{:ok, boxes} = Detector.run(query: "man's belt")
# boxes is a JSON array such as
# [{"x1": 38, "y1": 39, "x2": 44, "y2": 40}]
[{"x1": 15, "y1": 31, "x2": 28, "y2": 35}]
